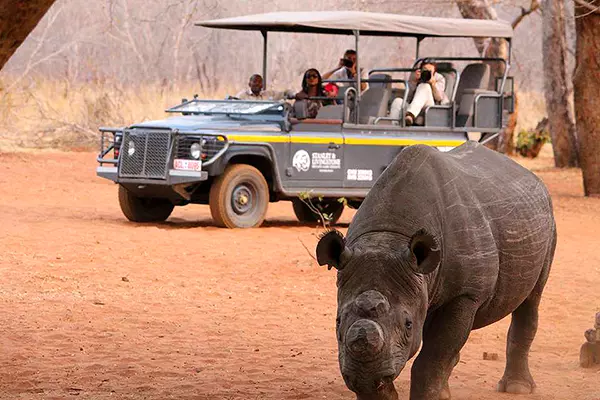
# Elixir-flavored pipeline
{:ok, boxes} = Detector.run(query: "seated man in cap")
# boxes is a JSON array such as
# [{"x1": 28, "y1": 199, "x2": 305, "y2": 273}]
[{"x1": 235, "y1": 74, "x2": 295, "y2": 101}]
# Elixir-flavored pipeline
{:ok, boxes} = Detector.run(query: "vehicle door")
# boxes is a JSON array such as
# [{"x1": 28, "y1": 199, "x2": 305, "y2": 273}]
[
  {"x1": 285, "y1": 123, "x2": 345, "y2": 188},
  {"x1": 342, "y1": 127, "x2": 405, "y2": 189}
]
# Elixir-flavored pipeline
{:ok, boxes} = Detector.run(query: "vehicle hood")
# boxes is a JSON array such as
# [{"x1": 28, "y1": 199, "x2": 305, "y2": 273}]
[{"x1": 131, "y1": 115, "x2": 282, "y2": 132}]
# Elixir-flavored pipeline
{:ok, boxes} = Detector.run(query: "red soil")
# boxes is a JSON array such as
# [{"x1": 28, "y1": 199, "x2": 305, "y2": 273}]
[{"x1": 0, "y1": 147, "x2": 598, "y2": 399}]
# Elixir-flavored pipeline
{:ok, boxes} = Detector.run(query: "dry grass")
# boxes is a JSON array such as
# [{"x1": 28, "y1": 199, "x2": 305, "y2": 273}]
[
  {"x1": 0, "y1": 78, "x2": 232, "y2": 151},
  {"x1": 0, "y1": 78, "x2": 547, "y2": 151}
]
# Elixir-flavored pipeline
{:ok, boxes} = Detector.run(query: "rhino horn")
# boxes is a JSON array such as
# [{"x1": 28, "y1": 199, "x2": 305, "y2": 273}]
[
  {"x1": 345, "y1": 319, "x2": 385, "y2": 359},
  {"x1": 316, "y1": 229, "x2": 353, "y2": 270}
]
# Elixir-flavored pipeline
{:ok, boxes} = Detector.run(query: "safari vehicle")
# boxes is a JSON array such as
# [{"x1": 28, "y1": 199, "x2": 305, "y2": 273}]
[{"x1": 96, "y1": 11, "x2": 515, "y2": 228}]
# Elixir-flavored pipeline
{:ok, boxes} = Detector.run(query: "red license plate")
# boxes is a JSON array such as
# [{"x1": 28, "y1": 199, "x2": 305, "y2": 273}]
[{"x1": 174, "y1": 159, "x2": 202, "y2": 171}]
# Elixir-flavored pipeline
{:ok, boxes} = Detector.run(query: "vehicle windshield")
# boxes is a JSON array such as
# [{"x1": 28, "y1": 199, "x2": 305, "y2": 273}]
[{"x1": 167, "y1": 99, "x2": 284, "y2": 116}]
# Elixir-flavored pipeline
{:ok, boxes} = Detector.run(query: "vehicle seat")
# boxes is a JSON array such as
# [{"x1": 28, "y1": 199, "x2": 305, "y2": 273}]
[
  {"x1": 435, "y1": 62, "x2": 457, "y2": 101},
  {"x1": 358, "y1": 73, "x2": 391, "y2": 124},
  {"x1": 455, "y1": 63, "x2": 491, "y2": 127},
  {"x1": 316, "y1": 104, "x2": 344, "y2": 120}
]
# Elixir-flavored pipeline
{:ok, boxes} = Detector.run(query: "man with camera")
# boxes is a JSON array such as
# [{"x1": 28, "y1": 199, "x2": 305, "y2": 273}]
[
  {"x1": 389, "y1": 60, "x2": 449, "y2": 126},
  {"x1": 323, "y1": 49, "x2": 368, "y2": 91}
]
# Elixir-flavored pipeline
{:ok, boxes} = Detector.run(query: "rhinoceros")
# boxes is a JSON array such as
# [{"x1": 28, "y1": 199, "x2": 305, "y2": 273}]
[{"x1": 316, "y1": 141, "x2": 556, "y2": 400}]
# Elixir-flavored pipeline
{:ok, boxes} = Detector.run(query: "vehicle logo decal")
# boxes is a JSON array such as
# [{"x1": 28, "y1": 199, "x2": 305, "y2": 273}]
[
  {"x1": 312, "y1": 152, "x2": 341, "y2": 172},
  {"x1": 292, "y1": 150, "x2": 311, "y2": 172},
  {"x1": 347, "y1": 169, "x2": 373, "y2": 181}
]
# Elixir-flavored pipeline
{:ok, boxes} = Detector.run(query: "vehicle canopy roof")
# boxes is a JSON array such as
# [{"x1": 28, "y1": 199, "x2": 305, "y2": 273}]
[{"x1": 196, "y1": 11, "x2": 513, "y2": 39}]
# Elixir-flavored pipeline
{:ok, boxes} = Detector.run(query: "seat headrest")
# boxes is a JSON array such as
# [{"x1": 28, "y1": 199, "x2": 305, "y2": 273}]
[
  {"x1": 368, "y1": 73, "x2": 392, "y2": 89},
  {"x1": 435, "y1": 62, "x2": 455, "y2": 73},
  {"x1": 455, "y1": 63, "x2": 491, "y2": 99}
]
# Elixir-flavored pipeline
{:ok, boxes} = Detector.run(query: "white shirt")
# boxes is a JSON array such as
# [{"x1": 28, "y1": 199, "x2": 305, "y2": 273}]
[
  {"x1": 409, "y1": 72, "x2": 449, "y2": 105},
  {"x1": 234, "y1": 88, "x2": 294, "y2": 101},
  {"x1": 329, "y1": 67, "x2": 367, "y2": 87}
]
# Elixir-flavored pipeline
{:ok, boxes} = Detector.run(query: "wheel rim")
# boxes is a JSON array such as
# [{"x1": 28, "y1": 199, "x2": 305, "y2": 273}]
[{"x1": 231, "y1": 182, "x2": 256, "y2": 215}]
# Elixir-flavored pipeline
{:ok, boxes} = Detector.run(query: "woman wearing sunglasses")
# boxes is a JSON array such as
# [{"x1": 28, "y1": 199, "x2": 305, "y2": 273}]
[{"x1": 294, "y1": 68, "x2": 336, "y2": 119}]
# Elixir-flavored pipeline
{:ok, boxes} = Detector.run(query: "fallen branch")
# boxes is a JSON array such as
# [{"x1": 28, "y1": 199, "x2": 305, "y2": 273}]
[{"x1": 298, "y1": 236, "x2": 317, "y2": 263}]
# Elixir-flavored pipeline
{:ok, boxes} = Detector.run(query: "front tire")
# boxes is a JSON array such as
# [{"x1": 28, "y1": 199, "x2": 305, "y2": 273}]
[
  {"x1": 292, "y1": 198, "x2": 344, "y2": 225},
  {"x1": 118, "y1": 185, "x2": 174, "y2": 222},
  {"x1": 209, "y1": 164, "x2": 269, "y2": 228}
]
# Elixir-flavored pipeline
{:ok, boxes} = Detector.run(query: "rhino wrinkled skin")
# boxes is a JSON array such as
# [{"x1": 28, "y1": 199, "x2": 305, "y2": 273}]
[{"x1": 316, "y1": 141, "x2": 557, "y2": 400}]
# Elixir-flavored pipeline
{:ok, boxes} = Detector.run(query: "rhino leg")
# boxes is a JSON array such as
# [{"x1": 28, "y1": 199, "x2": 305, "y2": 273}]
[
  {"x1": 439, "y1": 353, "x2": 460, "y2": 400},
  {"x1": 410, "y1": 297, "x2": 478, "y2": 400},
  {"x1": 497, "y1": 263, "x2": 550, "y2": 394}
]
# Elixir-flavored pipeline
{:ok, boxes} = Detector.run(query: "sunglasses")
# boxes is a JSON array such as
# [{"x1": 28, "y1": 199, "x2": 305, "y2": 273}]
[{"x1": 306, "y1": 73, "x2": 319, "y2": 79}]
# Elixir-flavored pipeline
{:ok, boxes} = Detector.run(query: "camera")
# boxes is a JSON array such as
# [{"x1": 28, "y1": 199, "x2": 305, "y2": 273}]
[
  {"x1": 419, "y1": 69, "x2": 432, "y2": 83},
  {"x1": 342, "y1": 58, "x2": 354, "y2": 68}
]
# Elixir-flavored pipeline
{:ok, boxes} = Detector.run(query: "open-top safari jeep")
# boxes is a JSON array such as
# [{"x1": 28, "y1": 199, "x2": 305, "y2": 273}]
[{"x1": 96, "y1": 11, "x2": 515, "y2": 228}]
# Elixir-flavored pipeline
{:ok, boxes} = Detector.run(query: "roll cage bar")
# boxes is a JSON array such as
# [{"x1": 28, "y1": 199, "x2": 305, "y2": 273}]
[{"x1": 197, "y1": 12, "x2": 514, "y2": 124}]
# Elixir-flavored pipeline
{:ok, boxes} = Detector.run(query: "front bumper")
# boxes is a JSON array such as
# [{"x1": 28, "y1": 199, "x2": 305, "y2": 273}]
[{"x1": 97, "y1": 166, "x2": 208, "y2": 185}]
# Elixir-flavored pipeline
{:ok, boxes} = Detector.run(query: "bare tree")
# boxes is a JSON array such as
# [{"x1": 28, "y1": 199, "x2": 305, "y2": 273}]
[
  {"x1": 573, "y1": 1, "x2": 600, "y2": 196},
  {"x1": 0, "y1": 0, "x2": 57, "y2": 71},
  {"x1": 455, "y1": 0, "x2": 540, "y2": 155},
  {"x1": 542, "y1": 0, "x2": 579, "y2": 167}
]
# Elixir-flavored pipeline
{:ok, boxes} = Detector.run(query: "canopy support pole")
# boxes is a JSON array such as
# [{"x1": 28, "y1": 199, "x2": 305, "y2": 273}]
[
  {"x1": 354, "y1": 29, "x2": 360, "y2": 124},
  {"x1": 416, "y1": 36, "x2": 423, "y2": 59},
  {"x1": 262, "y1": 30, "x2": 268, "y2": 89}
]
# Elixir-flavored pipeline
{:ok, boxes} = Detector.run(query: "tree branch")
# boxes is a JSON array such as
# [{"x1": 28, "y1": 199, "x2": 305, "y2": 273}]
[
  {"x1": 512, "y1": 0, "x2": 541, "y2": 29},
  {"x1": 573, "y1": 0, "x2": 600, "y2": 13}
]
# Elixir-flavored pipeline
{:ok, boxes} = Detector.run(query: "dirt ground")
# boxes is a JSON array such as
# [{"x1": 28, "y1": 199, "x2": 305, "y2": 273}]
[{"x1": 0, "y1": 146, "x2": 598, "y2": 400}]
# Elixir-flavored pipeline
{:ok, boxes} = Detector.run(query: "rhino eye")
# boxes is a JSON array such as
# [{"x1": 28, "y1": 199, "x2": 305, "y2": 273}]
[{"x1": 405, "y1": 320, "x2": 413, "y2": 330}]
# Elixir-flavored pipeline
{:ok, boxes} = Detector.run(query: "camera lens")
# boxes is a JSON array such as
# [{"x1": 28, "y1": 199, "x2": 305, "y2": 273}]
[{"x1": 420, "y1": 70, "x2": 432, "y2": 82}]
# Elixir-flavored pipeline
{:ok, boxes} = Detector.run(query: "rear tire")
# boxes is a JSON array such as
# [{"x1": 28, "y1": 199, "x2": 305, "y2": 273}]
[
  {"x1": 292, "y1": 198, "x2": 344, "y2": 225},
  {"x1": 209, "y1": 164, "x2": 269, "y2": 228},
  {"x1": 118, "y1": 185, "x2": 174, "y2": 222}
]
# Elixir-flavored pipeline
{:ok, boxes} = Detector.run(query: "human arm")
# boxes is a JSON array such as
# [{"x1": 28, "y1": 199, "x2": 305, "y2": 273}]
[
  {"x1": 429, "y1": 73, "x2": 449, "y2": 105},
  {"x1": 235, "y1": 89, "x2": 249, "y2": 100},
  {"x1": 264, "y1": 89, "x2": 296, "y2": 100},
  {"x1": 322, "y1": 60, "x2": 344, "y2": 80},
  {"x1": 360, "y1": 68, "x2": 367, "y2": 91},
  {"x1": 295, "y1": 91, "x2": 309, "y2": 100}
]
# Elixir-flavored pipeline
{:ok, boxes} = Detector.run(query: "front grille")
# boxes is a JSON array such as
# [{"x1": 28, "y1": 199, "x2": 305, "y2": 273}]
[
  {"x1": 119, "y1": 129, "x2": 172, "y2": 179},
  {"x1": 175, "y1": 135, "x2": 226, "y2": 161}
]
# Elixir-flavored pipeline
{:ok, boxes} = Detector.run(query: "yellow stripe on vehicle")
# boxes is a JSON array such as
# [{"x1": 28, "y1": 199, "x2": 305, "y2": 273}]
[
  {"x1": 227, "y1": 135, "x2": 289, "y2": 143},
  {"x1": 345, "y1": 138, "x2": 466, "y2": 147},
  {"x1": 227, "y1": 134, "x2": 465, "y2": 148}
]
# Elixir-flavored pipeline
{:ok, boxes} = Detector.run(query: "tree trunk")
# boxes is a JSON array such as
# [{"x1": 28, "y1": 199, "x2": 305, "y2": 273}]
[
  {"x1": 0, "y1": 0, "x2": 57, "y2": 71},
  {"x1": 574, "y1": 9, "x2": 600, "y2": 196},
  {"x1": 542, "y1": 0, "x2": 579, "y2": 167},
  {"x1": 456, "y1": 0, "x2": 515, "y2": 155}
]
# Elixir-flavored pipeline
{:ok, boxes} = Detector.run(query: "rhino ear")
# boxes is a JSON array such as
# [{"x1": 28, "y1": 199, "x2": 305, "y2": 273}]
[
  {"x1": 316, "y1": 230, "x2": 352, "y2": 270},
  {"x1": 409, "y1": 229, "x2": 441, "y2": 275}
]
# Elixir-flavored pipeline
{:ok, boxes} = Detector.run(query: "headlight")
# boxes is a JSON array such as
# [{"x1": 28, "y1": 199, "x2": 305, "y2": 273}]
[
  {"x1": 128, "y1": 140, "x2": 135, "y2": 156},
  {"x1": 190, "y1": 142, "x2": 201, "y2": 159}
]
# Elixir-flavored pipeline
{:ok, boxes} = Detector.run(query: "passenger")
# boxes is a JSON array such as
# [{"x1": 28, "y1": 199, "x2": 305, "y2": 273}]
[
  {"x1": 323, "y1": 83, "x2": 339, "y2": 102},
  {"x1": 322, "y1": 49, "x2": 367, "y2": 91},
  {"x1": 234, "y1": 74, "x2": 294, "y2": 101},
  {"x1": 294, "y1": 69, "x2": 336, "y2": 119},
  {"x1": 389, "y1": 60, "x2": 450, "y2": 126}
]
